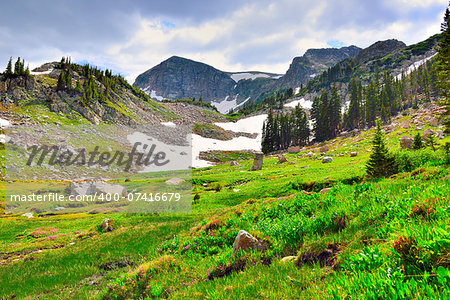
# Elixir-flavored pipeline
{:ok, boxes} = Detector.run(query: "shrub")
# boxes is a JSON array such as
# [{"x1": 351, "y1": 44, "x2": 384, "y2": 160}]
[
  {"x1": 394, "y1": 148, "x2": 446, "y2": 172},
  {"x1": 213, "y1": 182, "x2": 222, "y2": 192},
  {"x1": 413, "y1": 132, "x2": 423, "y2": 149},
  {"x1": 193, "y1": 193, "x2": 200, "y2": 202},
  {"x1": 343, "y1": 247, "x2": 384, "y2": 273}
]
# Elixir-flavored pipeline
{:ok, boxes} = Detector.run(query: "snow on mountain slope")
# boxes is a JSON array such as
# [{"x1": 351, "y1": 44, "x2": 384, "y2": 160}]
[
  {"x1": 211, "y1": 96, "x2": 251, "y2": 114},
  {"x1": 230, "y1": 72, "x2": 282, "y2": 82},
  {"x1": 215, "y1": 114, "x2": 267, "y2": 134},
  {"x1": 395, "y1": 53, "x2": 437, "y2": 80},
  {"x1": 142, "y1": 86, "x2": 164, "y2": 101},
  {"x1": 284, "y1": 98, "x2": 313, "y2": 110},
  {"x1": 0, "y1": 118, "x2": 11, "y2": 128}
]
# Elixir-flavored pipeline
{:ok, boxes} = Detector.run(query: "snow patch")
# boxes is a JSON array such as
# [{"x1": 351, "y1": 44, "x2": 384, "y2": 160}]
[
  {"x1": 395, "y1": 53, "x2": 437, "y2": 80},
  {"x1": 342, "y1": 101, "x2": 350, "y2": 114},
  {"x1": 142, "y1": 86, "x2": 164, "y2": 101},
  {"x1": 0, "y1": 118, "x2": 11, "y2": 128},
  {"x1": 161, "y1": 122, "x2": 176, "y2": 127},
  {"x1": 284, "y1": 98, "x2": 313, "y2": 110},
  {"x1": 211, "y1": 95, "x2": 251, "y2": 114},
  {"x1": 191, "y1": 113, "x2": 268, "y2": 167},
  {"x1": 230, "y1": 72, "x2": 280, "y2": 82},
  {"x1": 192, "y1": 134, "x2": 262, "y2": 168},
  {"x1": 30, "y1": 68, "x2": 53, "y2": 75},
  {"x1": 215, "y1": 114, "x2": 267, "y2": 134},
  {"x1": 309, "y1": 73, "x2": 317, "y2": 78},
  {"x1": 150, "y1": 90, "x2": 164, "y2": 101}
]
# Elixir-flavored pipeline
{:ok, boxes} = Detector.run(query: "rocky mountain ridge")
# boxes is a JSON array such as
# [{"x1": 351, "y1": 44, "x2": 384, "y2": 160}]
[{"x1": 133, "y1": 45, "x2": 363, "y2": 108}]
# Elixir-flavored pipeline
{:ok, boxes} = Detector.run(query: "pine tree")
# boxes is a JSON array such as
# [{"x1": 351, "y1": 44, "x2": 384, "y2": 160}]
[
  {"x1": 314, "y1": 90, "x2": 329, "y2": 142},
  {"x1": 329, "y1": 85, "x2": 341, "y2": 138},
  {"x1": 436, "y1": 4, "x2": 450, "y2": 133},
  {"x1": 57, "y1": 70, "x2": 65, "y2": 91},
  {"x1": 5, "y1": 57, "x2": 13, "y2": 77},
  {"x1": 75, "y1": 80, "x2": 82, "y2": 92},
  {"x1": 412, "y1": 133, "x2": 423, "y2": 150},
  {"x1": 262, "y1": 109, "x2": 275, "y2": 153},
  {"x1": 366, "y1": 120, "x2": 397, "y2": 178},
  {"x1": 365, "y1": 80, "x2": 379, "y2": 127},
  {"x1": 299, "y1": 109, "x2": 310, "y2": 145},
  {"x1": 347, "y1": 77, "x2": 360, "y2": 130},
  {"x1": 14, "y1": 57, "x2": 22, "y2": 75},
  {"x1": 25, "y1": 65, "x2": 30, "y2": 77}
]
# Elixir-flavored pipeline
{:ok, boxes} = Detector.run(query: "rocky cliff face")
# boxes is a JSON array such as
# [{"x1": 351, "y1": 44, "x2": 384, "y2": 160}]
[
  {"x1": 353, "y1": 39, "x2": 406, "y2": 64},
  {"x1": 278, "y1": 46, "x2": 361, "y2": 89},
  {"x1": 133, "y1": 56, "x2": 236, "y2": 102}
]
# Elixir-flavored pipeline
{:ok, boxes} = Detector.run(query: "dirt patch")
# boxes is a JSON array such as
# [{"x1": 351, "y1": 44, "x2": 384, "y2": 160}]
[
  {"x1": 0, "y1": 245, "x2": 65, "y2": 266},
  {"x1": 99, "y1": 257, "x2": 133, "y2": 271},
  {"x1": 296, "y1": 243, "x2": 340, "y2": 268}
]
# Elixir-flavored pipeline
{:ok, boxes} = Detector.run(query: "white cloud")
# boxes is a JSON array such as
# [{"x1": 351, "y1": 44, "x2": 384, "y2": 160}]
[{"x1": 2, "y1": 0, "x2": 446, "y2": 83}]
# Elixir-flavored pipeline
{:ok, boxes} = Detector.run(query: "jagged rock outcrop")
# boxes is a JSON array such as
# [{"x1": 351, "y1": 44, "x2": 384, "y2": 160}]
[
  {"x1": 278, "y1": 46, "x2": 361, "y2": 89},
  {"x1": 354, "y1": 39, "x2": 406, "y2": 64}
]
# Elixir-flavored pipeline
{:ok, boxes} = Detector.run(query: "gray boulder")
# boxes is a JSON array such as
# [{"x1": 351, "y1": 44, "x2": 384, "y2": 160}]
[
  {"x1": 70, "y1": 181, "x2": 127, "y2": 197},
  {"x1": 250, "y1": 152, "x2": 264, "y2": 171},
  {"x1": 322, "y1": 156, "x2": 333, "y2": 163},
  {"x1": 165, "y1": 177, "x2": 184, "y2": 185},
  {"x1": 233, "y1": 230, "x2": 269, "y2": 254},
  {"x1": 277, "y1": 154, "x2": 288, "y2": 163}
]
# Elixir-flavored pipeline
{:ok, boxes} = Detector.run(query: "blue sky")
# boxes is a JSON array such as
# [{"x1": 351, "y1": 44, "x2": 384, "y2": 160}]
[{"x1": 0, "y1": 0, "x2": 447, "y2": 82}]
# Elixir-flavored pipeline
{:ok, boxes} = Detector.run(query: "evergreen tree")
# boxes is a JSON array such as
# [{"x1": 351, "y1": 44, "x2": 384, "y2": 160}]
[
  {"x1": 25, "y1": 65, "x2": 30, "y2": 77},
  {"x1": 14, "y1": 57, "x2": 22, "y2": 75},
  {"x1": 313, "y1": 90, "x2": 329, "y2": 142},
  {"x1": 365, "y1": 80, "x2": 379, "y2": 127},
  {"x1": 5, "y1": 57, "x2": 13, "y2": 76},
  {"x1": 347, "y1": 77, "x2": 360, "y2": 130},
  {"x1": 75, "y1": 80, "x2": 82, "y2": 92},
  {"x1": 262, "y1": 109, "x2": 275, "y2": 153},
  {"x1": 57, "y1": 70, "x2": 65, "y2": 91},
  {"x1": 412, "y1": 133, "x2": 423, "y2": 150},
  {"x1": 329, "y1": 85, "x2": 341, "y2": 138},
  {"x1": 436, "y1": 4, "x2": 450, "y2": 133},
  {"x1": 366, "y1": 120, "x2": 397, "y2": 178}
]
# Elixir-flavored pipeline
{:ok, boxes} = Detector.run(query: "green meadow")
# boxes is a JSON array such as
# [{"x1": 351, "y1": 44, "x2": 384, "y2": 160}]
[{"x1": 0, "y1": 119, "x2": 449, "y2": 299}]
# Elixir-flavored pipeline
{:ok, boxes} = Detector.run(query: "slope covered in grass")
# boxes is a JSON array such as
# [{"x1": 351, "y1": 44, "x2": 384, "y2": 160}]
[{"x1": 0, "y1": 109, "x2": 449, "y2": 299}]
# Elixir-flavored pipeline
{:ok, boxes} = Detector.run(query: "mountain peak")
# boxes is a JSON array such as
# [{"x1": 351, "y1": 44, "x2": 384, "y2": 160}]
[
  {"x1": 354, "y1": 39, "x2": 406, "y2": 64},
  {"x1": 133, "y1": 56, "x2": 236, "y2": 102}
]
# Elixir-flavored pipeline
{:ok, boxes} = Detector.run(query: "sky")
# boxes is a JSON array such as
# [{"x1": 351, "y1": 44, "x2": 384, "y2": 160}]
[{"x1": 0, "y1": 0, "x2": 448, "y2": 83}]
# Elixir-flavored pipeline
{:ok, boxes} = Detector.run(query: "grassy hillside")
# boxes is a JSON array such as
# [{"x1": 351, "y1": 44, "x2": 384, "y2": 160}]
[{"x1": 0, "y1": 109, "x2": 448, "y2": 298}]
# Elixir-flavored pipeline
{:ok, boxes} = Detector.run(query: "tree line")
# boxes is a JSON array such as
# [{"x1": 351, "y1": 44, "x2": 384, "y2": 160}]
[
  {"x1": 3, "y1": 57, "x2": 30, "y2": 78},
  {"x1": 342, "y1": 60, "x2": 439, "y2": 132},
  {"x1": 261, "y1": 105, "x2": 309, "y2": 153},
  {"x1": 236, "y1": 88, "x2": 294, "y2": 115}
]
